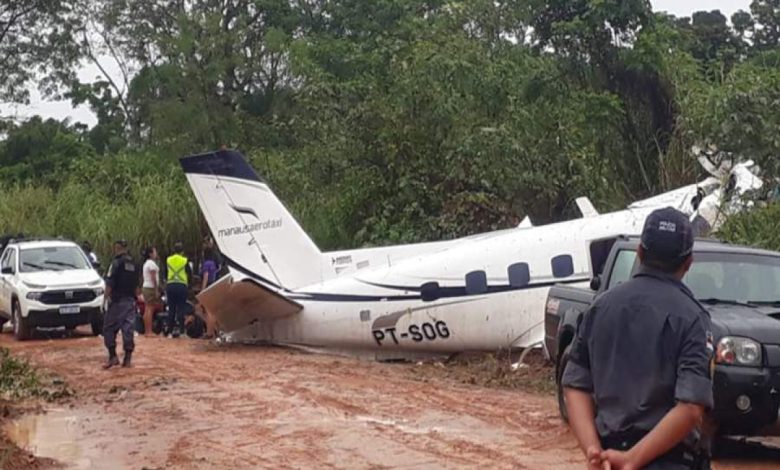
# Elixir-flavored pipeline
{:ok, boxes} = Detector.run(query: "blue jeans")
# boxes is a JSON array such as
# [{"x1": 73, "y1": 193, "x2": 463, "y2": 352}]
[{"x1": 165, "y1": 283, "x2": 188, "y2": 333}]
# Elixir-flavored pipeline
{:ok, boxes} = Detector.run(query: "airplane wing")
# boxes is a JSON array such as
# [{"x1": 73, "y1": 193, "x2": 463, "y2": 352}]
[
  {"x1": 197, "y1": 274, "x2": 302, "y2": 332},
  {"x1": 627, "y1": 179, "x2": 719, "y2": 213}
]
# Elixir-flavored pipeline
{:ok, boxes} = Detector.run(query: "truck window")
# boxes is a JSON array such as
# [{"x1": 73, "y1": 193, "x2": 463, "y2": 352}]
[
  {"x1": 590, "y1": 237, "x2": 618, "y2": 275},
  {"x1": 683, "y1": 252, "x2": 780, "y2": 302},
  {"x1": 609, "y1": 249, "x2": 637, "y2": 289},
  {"x1": 1, "y1": 249, "x2": 15, "y2": 272}
]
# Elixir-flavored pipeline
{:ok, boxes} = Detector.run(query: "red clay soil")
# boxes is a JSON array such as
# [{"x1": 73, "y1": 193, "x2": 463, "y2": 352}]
[{"x1": 0, "y1": 331, "x2": 777, "y2": 469}]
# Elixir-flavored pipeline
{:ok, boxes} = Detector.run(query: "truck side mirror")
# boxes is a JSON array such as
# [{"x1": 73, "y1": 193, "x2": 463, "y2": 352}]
[{"x1": 589, "y1": 275, "x2": 601, "y2": 291}]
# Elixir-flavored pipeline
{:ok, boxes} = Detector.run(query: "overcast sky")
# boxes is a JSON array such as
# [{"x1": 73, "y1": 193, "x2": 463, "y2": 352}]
[{"x1": 0, "y1": 0, "x2": 753, "y2": 128}]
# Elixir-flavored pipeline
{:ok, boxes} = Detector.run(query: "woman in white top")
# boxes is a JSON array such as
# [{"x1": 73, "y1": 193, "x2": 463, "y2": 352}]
[{"x1": 141, "y1": 246, "x2": 161, "y2": 335}]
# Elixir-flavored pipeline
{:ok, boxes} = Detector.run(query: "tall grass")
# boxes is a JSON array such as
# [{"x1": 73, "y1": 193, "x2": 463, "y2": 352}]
[{"x1": 0, "y1": 175, "x2": 202, "y2": 262}]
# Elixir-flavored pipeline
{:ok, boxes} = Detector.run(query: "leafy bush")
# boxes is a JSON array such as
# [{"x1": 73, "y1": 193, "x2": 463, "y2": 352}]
[
  {"x1": 0, "y1": 348, "x2": 42, "y2": 399},
  {"x1": 717, "y1": 202, "x2": 780, "y2": 252},
  {"x1": 0, "y1": 348, "x2": 72, "y2": 401}
]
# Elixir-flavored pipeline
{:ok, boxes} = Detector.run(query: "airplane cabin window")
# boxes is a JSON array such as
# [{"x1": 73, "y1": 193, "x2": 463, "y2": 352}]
[
  {"x1": 421, "y1": 281, "x2": 441, "y2": 302},
  {"x1": 608, "y1": 250, "x2": 638, "y2": 289},
  {"x1": 465, "y1": 270, "x2": 488, "y2": 295},
  {"x1": 508, "y1": 263, "x2": 530, "y2": 287},
  {"x1": 551, "y1": 255, "x2": 574, "y2": 278}
]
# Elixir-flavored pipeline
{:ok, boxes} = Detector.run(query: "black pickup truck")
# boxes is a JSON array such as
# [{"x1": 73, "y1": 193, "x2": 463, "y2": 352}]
[{"x1": 545, "y1": 235, "x2": 780, "y2": 436}]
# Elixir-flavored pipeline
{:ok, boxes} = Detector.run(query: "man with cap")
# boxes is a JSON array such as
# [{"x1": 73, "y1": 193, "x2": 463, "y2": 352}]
[
  {"x1": 103, "y1": 240, "x2": 139, "y2": 368},
  {"x1": 562, "y1": 207, "x2": 713, "y2": 470}
]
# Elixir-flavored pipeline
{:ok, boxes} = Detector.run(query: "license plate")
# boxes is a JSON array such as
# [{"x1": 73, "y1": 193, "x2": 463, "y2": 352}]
[{"x1": 59, "y1": 306, "x2": 80, "y2": 314}]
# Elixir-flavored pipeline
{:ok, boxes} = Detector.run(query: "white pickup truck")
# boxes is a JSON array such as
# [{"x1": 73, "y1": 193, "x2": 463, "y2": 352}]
[{"x1": 0, "y1": 238, "x2": 105, "y2": 340}]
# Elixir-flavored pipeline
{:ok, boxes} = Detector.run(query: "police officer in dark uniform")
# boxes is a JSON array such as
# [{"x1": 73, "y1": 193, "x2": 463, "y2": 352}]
[
  {"x1": 103, "y1": 240, "x2": 139, "y2": 369},
  {"x1": 562, "y1": 207, "x2": 713, "y2": 470}
]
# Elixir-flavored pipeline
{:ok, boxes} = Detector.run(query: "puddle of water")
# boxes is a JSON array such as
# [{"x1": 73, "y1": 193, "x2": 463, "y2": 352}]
[{"x1": 3, "y1": 408, "x2": 94, "y2": 470}]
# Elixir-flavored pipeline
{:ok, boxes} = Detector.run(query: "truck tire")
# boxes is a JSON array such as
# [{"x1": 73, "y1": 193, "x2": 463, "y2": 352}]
[
  {"x1": 12, "y1": 299, "x2": 32, "y2": 341},
  {"x1": 90, "y1": 310, "x2": 104, "y2": 336},
  {"x1": 556, "y1": 343, "x2": 572, "y2": 423}
]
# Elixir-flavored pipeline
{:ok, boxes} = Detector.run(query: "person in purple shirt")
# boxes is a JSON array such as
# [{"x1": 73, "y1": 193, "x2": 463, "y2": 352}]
[{"x1": 199, "y1": 247, "x2": 220, "y2": 338}]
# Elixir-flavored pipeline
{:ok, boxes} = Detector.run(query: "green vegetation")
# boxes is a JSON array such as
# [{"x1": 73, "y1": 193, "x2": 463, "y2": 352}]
[
  {"x1": 718, "y1": 202, "x2": 780, "y2": 252},
  {"x1": 0, "y1": 348, "x2": 70, "y2": 401},
  {"x1": 0, "y1": 1, "x2": 778, "y2": 258}
]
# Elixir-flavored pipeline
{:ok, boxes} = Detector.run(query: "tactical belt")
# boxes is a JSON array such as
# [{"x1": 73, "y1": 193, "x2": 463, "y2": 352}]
[{"x1": 600, "y1": 429, "x2": 708, "y2": 469}]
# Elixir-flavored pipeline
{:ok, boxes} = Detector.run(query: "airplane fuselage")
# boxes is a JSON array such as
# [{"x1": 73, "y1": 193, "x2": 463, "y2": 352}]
[
  {"x1": 182, "y1": 150, "x2": 751, "y2": 359},
  {"x1": 228, "y1": 206, "x2": 655, "y2": 357}
]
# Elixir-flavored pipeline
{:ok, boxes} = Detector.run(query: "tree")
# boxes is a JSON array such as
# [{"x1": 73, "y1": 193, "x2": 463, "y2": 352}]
[
  {"x1": 751, "y1": 0, "x2": 780, "y2": 50},
  {"x1": 0, "y1": 117, "x2": 95, "y2": 185},
  {"x1": 70, "y1": 0, "x2": 303, "y2": 155},
  {"x1": 0, "y1": 1, "x2": 82, "y2": 104}
]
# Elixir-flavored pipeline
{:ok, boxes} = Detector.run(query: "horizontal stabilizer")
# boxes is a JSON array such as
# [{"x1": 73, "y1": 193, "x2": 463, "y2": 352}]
[
  {"x1": 197, "y1": 275, "x2": 302, "y2": 332},
  {"x1": 575, "y1": 197, "x2": 598, "y2": 218}
]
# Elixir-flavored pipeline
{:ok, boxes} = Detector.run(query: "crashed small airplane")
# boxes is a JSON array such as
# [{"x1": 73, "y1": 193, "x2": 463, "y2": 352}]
[{"x1": 181, "y1": 150, "x2": 762, "y2": 359}]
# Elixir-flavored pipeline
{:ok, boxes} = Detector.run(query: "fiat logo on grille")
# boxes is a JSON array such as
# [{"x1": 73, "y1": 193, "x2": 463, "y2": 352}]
[{"x1": 65, "y1": 291, "x2": 74, "y2": 299}]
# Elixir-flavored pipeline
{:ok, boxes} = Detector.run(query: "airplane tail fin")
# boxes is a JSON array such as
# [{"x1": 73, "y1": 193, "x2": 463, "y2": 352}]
[{"x1": 180, "y1": 149, "x2": 323, "y2": 290}]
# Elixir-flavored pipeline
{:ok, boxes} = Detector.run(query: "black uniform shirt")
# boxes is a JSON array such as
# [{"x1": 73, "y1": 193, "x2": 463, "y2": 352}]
[
  {"x1": 106, "y1": 254, "x2": 138, "y2": 301},
  {"x1": 561, "y1": 265, "x2": 714, "y2": 438}
]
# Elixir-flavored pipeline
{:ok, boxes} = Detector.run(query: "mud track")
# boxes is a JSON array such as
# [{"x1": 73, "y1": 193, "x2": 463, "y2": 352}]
[{"x1": 0, "y1": 331, "x2": 778, "y2": 469}]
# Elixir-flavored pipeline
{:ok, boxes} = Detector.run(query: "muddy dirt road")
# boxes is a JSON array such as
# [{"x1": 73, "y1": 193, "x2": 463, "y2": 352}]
[{"x1": 1, "y1": 331, "x2": 778, "y2": 469}]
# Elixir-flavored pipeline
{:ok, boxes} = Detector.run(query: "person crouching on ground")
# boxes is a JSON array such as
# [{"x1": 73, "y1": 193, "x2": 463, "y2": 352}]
[
  {"x1": 141, "y1": 246, "x2": 162, "y2": 335},
  {"x1": 165, "y1": 242, "x2": 192, "y2": 338},
  {"x1": 103, "y1": 240, "x2": 140, "y2": 369}
]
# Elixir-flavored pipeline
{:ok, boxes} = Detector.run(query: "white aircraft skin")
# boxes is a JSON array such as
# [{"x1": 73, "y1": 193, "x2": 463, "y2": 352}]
[{"x1": 181, "y1": 150, "x2": 761, "y2": 359}]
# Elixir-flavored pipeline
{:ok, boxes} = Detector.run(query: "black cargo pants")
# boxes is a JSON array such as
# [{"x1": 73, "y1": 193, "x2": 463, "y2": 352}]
[{"x1": 103, "y1": 297, "x2": 136, "y2": 352}]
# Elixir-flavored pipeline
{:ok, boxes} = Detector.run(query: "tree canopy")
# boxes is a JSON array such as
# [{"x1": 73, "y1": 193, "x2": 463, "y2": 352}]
[{"x1": 0, "y1": 0, "x2": 778, "y2": 257}]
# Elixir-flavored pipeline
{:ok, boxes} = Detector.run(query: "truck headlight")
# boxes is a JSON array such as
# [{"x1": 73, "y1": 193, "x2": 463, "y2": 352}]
[
  {"x1": 26, "y1": 291, "x2": 43, "y2": 301},
  {"x1": 716, "y1": 336, "x2": 762, "y2": 367}
]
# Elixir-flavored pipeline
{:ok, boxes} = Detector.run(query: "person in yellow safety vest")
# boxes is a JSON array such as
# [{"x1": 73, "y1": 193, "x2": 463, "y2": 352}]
[{"x1": 165, "y1": 242, "x2": 192, "y2": 338}]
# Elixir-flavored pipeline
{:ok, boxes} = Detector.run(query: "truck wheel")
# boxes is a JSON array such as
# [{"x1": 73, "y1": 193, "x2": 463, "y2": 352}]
[
  {"x1": 12, "y1": 299, "x2": 32, "y2": 341},
  {"x1": 90, "y1": 311, "x2": 104, "y2": 336},
  {"x1": 556, "y1": 343, "x2": 572, "y2": 423}
]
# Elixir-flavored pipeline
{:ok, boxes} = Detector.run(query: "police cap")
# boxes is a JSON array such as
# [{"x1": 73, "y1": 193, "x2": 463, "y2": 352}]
[{"x1": 641, "y1": 207, "x2": 694, "y2": 261}]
